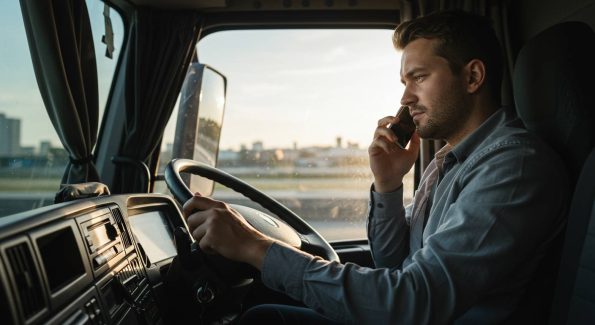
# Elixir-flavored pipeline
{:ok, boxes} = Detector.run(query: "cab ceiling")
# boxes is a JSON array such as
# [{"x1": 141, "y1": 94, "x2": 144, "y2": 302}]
[
  {"x1": 116, "y1": 0, "x2": 401, "y2": 35},
  {"x1": 126, "y1": 0, "x2": 400, "y2": 11}
]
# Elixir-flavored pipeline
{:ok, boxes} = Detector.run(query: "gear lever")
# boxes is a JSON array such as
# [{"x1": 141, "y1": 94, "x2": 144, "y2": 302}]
[{"x1": 174, "y1": 227, "x2": 203, "y2": 270}]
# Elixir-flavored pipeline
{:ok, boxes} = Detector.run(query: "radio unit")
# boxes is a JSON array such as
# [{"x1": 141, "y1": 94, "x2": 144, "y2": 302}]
[{"x1": 77, "y1": 208, "x2": 125, "y2": 273}]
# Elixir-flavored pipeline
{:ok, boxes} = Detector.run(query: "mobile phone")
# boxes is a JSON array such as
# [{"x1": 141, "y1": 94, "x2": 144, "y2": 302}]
[{"x1": 389, "y1": 106, "x2": 416, "y2": 149}]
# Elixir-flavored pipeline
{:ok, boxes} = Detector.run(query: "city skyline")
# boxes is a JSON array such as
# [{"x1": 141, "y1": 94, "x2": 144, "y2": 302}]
[
  {"x1": 0, "y1": 112, "x2": 56, "y2": 156},
  {"x1": 1, "y1": 110, "x2": 366, "y2": 159}
]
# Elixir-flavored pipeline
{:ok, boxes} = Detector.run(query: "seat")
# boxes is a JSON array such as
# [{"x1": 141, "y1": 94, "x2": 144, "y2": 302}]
[
  {"x1": 551, "y1": 148, "x2": 595, "y2": 324},
  {"x1": 512, "y1": 21, "x2": 595, "y2": 324}
]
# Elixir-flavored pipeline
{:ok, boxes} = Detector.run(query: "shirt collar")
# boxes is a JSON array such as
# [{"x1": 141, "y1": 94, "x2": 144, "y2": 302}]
[
  {"x1": 447, "y1": 108, "x2": 508, "y2": 165},
  {"x1": 435, "y1": 143, "x2": 452, "y2": 173}
]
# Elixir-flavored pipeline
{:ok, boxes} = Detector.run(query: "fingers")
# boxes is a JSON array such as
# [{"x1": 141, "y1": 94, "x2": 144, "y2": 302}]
[
  {"x1": 375, "y1": 125, "x2": 398, "y2": 143},
  {"x1": 190, "y1": 221, "x2": 207, "y2": 242},
  {"x1": 377, "y1": 115, "x2": 399, "y2": 127},
  {"x1": 198, "y1": 239, "x2": 217, "y2": 255},
  {"x1": 371, "y1": 117, "x2": 403, "y2": 154},
  {"x1": 186, "y1": 209, "x2": 222, "y2": 255},
  {"x1": 374, "y1": 116, "x2": 398, "y2": 145},
  {"x1": 369, "y1": 135, "x2": 400, "y2": 155},
  {"x1": 186, "y1": 209, "x2": 208, "y2": 231},
  {"x1": 191, "y1": 222, "x2": 217, "y2": 254},
  {"x1": 183, "y1": 196, "x2": 231, "y2": 249},
  {"x1": 182, "y1": 194, "x2": 227, "y2": 218}
]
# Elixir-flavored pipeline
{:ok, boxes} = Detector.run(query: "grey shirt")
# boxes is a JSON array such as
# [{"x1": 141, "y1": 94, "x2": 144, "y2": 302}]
[{"x1": 260, "y1": 109, "x2": 569, "y2": 324}]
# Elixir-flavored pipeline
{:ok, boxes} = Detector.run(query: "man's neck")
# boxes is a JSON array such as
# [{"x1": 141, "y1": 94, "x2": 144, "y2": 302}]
[{"x1": 446, "y1": 100, "x2": 499, "y2": 147}]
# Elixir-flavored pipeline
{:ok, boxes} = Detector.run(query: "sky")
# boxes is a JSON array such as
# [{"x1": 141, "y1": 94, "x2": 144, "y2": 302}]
[
  {"x1": 1, "y1": 1, "x2": 404, "y2": 152},
  {"x1": 0, "y1": 0, "x2": 122, "y2": 148},
  {"x1": 163, "y1": 29, "x2": 404, "y2": 151}
]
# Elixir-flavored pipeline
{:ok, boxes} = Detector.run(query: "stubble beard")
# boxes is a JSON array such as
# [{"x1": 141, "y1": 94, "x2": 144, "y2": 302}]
[{"x1": 413, "y1": 90, "x2": 470, "y2": 141}]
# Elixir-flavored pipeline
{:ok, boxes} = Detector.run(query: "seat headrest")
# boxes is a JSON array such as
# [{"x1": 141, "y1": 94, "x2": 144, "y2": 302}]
[{"x1": 513, "y1": 21, "x2": 595, "y2": 184}]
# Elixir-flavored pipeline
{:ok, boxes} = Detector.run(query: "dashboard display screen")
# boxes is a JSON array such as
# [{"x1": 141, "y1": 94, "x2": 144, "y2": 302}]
[{"x1": 128, "y1": 211, "x2": 177, "y2": 263}]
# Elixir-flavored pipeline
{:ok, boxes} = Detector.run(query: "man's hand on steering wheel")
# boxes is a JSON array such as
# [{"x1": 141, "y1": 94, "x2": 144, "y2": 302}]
[
  {"x1": 166, "y1": 159, "x2": 339, "y2": 264},
  {"x1": 183, "y1": 193, "x2": 276, "y2": 270}
]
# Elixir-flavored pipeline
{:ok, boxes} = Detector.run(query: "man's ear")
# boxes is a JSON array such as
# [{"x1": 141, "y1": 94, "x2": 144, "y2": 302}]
[{"x1": 464, "y1": 59, "x2": 486, "y2": 94}]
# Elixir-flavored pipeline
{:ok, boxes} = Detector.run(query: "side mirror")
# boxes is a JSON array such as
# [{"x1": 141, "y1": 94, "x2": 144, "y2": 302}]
[{"x1": 172, "y1": 63, "x2": 227, "y2": 196}]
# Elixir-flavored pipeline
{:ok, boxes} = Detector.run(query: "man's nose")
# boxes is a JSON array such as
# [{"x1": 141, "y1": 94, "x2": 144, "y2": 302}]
[{"x1": 400, "y1": 86, "x2": 417, "y2": 107}]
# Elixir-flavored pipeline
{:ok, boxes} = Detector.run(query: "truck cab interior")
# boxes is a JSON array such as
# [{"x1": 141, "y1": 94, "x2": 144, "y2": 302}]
[{"x1": 0, "y1": 0, "x2": 594, "y2": 324}]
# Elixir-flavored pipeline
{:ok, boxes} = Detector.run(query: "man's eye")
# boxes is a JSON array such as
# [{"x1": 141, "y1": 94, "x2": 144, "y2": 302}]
[{"x1": 414, "y1": 75, "x2": 425, "y2": 82}]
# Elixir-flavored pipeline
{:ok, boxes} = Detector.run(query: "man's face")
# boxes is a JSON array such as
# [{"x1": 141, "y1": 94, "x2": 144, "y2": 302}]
[{"x1": 400, "y1": 38, "x2": 470, "y2": 141}]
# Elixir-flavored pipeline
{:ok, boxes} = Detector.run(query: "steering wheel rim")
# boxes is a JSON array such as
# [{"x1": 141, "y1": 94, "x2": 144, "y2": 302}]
[{"x1": 165, "y1": 158, "x2": 339, "y2": 262}]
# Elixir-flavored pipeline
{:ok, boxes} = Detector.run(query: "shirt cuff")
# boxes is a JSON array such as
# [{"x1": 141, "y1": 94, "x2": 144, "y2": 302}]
[
  {"x1": 261, "y1": 242, "x2": 313, "y2": 300},
  {"x1": 369, "y1": 183, "x2": 404, "y2": 221}
]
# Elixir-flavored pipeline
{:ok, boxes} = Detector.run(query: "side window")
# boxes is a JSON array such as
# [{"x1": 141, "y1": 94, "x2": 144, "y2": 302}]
[
  {"x1": 0, "y1": 1, "x2": 123, "y2": 217},
  {"x1": 158, "y1": 30, "x2": 414, "y2": 241},
  {"x1": 87, "y1": 1, "x2": 125, "y2": 122}
]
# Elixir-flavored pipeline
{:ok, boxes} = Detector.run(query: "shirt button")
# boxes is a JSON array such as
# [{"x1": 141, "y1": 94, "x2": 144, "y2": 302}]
[{"x1": 376, "y1": 203, "x2": 384, "y2": 208}]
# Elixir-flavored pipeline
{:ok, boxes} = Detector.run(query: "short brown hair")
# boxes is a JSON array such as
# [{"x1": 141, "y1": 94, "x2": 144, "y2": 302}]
[{"x1": 394, "y1": 10, "x2": 503, "y2": 102}]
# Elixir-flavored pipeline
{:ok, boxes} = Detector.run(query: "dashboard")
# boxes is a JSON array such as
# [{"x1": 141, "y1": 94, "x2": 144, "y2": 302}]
[{"x1": 0, "y1": 194, "x2": 186, "y2": 324}]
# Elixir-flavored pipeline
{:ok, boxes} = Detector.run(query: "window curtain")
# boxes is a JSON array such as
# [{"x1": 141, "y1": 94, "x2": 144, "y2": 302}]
[
  {"x1": 19, "y1": 0, "x2": 100, "y2": 185},
  {"x1": 398, "y1": 0, "x2": 515, "y2": 174},
  {"x1": 112, "y1": 9, "x2": 201, "y2": 194}
]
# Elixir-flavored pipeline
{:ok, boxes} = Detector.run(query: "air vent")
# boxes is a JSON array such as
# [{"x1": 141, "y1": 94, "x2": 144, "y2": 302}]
[
  {"x1": 116, "y1": 258, "x2": 145, "y2": 295},
  {"x1": 5, "y1": 242, "x2": 45, "y2": 320},
  {"x1": 0, "y1": 271, "x2": 16, "y2": 324},
  {"x1": 130, "y1": 257, "x2": 145, "y2": 282},
  {"x1": 111, "y1": 207, "x2": 132, "y2": 248}
]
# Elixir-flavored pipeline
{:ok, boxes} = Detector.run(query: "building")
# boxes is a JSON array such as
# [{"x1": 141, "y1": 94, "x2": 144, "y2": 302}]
[
  {"x1": 0, "y1": 113, "x2": 21, "y2": 157},
  {"x1": 252, "y1": 141, "x2": 264, "y2": 152},
  {"x1": 39, "y1": 140, "x2": 52, "y2": 156}
]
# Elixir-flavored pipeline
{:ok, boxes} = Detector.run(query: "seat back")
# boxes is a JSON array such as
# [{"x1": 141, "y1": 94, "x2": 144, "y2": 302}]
[
  {"x1": 513, "y1": 21, "x2": 595, "y2": 185},
  {"x1": 513, "y1": 21, "x2": 595, "y2": 324},
  {"x1": 551, "y1": 148, "x2": 595, "y2": 324}
]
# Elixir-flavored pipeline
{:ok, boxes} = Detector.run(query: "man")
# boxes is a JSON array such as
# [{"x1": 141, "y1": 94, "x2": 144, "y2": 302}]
[{"x1": 183, "y1": 11, "x2": 569, "y2": 323}]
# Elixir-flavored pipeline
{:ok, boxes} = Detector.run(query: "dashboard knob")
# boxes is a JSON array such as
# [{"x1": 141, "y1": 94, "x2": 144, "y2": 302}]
[{"x1": 196, "y1": 284, "x2": 215, "y2": 304}]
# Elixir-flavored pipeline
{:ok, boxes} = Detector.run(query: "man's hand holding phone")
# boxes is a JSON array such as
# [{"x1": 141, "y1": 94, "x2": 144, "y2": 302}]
[{"x1": 369, "y1": 106, "x2": 420, "y2": 193}]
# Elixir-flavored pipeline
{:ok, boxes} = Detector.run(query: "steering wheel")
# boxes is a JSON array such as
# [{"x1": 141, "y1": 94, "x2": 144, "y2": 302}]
[{"x1": 164, "y1": 159, "x2": 340, "y2": 268}]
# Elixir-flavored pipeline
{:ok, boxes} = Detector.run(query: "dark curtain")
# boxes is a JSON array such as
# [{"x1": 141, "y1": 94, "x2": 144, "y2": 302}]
[
  {"x1": 112, "y1": 9, "x2": 201, "y2": 193},
  {"x1": 20, "y1": 0, "x2": 100, "y2": 185},
  {"x1": 398, "y1": 0, "x2": 515, "y2": 174}
]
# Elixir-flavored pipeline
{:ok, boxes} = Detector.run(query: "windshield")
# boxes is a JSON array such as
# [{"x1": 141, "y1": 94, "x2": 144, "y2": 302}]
[{"x1": 158, "y1": 29, "x2": 414, "y2": 241}]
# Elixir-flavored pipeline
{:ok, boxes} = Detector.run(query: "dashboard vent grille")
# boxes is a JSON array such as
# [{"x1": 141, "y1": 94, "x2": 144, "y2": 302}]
[
  {"x1": 111, "y1": 207, "x2": 132, "y2": 248},
  {"x1": 117, "y1": 258, "x2": 145, "y2": 294},
  {"x1": 5, "y1": 242, "x2": 45, "y2": 320},
  {"x1": 130, "y1": 257, "x2": 145, "y2": 282},
  {"x1": 0, "y1": 271, "x2": 16, "y2": 324}
]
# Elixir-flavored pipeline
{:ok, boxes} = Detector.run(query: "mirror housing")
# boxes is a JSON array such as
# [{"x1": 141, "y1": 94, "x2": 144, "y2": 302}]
[{"x1": 172, "y1": 63, "x2": 227, "y2": 196}]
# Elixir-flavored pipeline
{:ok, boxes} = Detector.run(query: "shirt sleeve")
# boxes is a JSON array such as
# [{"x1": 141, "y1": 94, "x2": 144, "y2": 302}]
[
  {"x1": 366, "y1": 185, "x2": 410, "y2": 269},
  {"x1": 260, "y1": 142, "x2": 569, "y2": 324}
]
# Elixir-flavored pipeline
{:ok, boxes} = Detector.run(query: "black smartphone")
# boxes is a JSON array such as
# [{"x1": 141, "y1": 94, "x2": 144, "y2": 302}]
[{"x1": 389, "y1": 106, "x2": 416, "y2": 149}]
